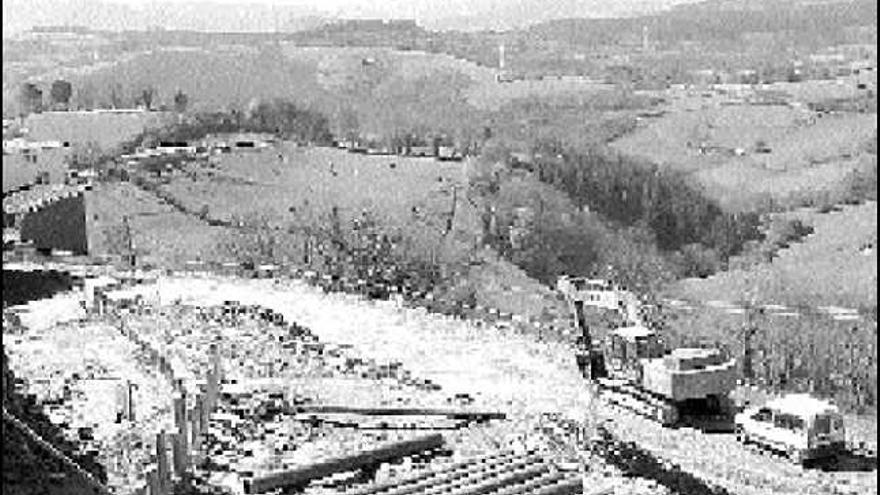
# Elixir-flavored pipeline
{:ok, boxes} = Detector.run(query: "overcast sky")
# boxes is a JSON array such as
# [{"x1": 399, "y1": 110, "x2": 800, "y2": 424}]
[
  {"x1": 86, "y1": 0, "x2": 689, "y2": 21},
  {"x1": 4, "y1": 0, "x2": 701, "y2": 32}
]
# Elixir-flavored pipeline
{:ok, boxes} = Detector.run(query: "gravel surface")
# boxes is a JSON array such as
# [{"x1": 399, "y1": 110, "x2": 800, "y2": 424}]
[
  {"x1": 138, "y1": 274, "x2": 877, "y2": 495},
  {"x1": 14, "y1": 274, "x2": 875, "y2": 495},
  {"x1": 4, "y1": 317, "x2": 175, "y2": 493}
]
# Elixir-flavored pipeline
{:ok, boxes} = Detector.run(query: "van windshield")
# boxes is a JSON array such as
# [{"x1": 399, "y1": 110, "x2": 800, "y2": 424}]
[
  {"x1": 773, "y1": 413, "x2": 805, "y2": 431},
  {"x1": 813, "y1": 416, "x2": 831, "y2": 434}
]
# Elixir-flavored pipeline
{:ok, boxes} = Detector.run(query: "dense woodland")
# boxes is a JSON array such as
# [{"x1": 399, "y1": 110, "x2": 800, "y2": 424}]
[
  {"x1": 534, "y1": 147, "x2": 763, "y2": 257},
  {"x1": 656, "y1": 305, "x2": 878, "y2": 415}
]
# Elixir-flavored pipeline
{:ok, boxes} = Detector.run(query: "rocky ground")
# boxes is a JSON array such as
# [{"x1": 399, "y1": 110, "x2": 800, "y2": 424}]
[{"x1": 5, "y1": 271, "x2": 877, "y2": 494}]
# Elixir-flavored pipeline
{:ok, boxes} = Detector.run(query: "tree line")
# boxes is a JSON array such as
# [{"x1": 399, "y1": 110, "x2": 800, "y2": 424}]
[
  {"x1": 533, "y1": 145, "x2": 764, "y2": 270},
  {"x1": 121, "y1": 99, "x2": 334, "y2": 152},
  {"x1": 466, "y1": 139, "x2": 768, "y2": 290},
  {"x1": 658, "y1": 306, "x2": 878, "y2": 415},
  {"x1": 215, "y1": 207, "x2": 466, "y2": 312},
  {"x1": 17, "y1": 79, "x2": 191, "y2": 117}
]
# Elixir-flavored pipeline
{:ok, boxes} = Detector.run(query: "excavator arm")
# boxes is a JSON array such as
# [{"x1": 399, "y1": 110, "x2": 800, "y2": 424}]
[{"x1": 570, "y1": 298, "x2": 607, "y2": 380}]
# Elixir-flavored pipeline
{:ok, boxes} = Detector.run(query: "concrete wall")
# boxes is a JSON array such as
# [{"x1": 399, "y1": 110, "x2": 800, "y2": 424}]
[
  {"x1": 24, "y1": 111, "x2": 174, "y2": 151},
  {"x1": 20, "y1": 193, "x2": 88, "y2": 254}
]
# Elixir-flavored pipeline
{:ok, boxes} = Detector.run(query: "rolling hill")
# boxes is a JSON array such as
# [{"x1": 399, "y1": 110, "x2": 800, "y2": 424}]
[{"x1": 671, "y1": 201, "x2": 877, "y2": 308}]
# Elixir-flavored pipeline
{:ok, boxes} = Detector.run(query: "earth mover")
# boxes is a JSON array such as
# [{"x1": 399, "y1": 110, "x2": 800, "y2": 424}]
[{"x1": 567, "y1": 282, "x2": 737, "y2": 428}]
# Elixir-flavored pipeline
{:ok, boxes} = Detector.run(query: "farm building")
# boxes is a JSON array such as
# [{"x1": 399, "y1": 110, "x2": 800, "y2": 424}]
[
  {"x1": 200, "y1": 132, "x2": 275, "y2": 151},
  {"x1": 689, "y1": 69, "x2": 720, "y2": 88},
  {"x1": 3, "y1": 138, "x2": 66, "y2": 153},
  {"x1": 2, "y1": 147, "x2": 69, "y2": 193},
  {"x1": 853, "y1": 62, "x2": 877, "y2": 91}
]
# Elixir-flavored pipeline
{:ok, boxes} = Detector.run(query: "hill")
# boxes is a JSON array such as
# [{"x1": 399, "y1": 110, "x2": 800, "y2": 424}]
[
  {"x1": 279, "y1": 0, "x2": 876, "y2": 82},
  {"x1": 65, "y1": 46, "x2": 328, "y2": 114},
  {"x1": 84, "y1": 181, "x2": 237, "y2": 269},
  {"x1": 610, "y1": 95, "x2": 877, "y2": 211},
  {"x1": 529, "y1": 0, "x2": 876, "y2": 52},
  {"x1": 670, "y1": 201, "x2": 877, "y2": 308}
]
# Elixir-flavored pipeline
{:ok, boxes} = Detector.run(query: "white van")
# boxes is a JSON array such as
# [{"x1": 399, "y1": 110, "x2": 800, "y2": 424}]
[{"x1": 735, "y1": 393, "x2": 846, "y2": 464}]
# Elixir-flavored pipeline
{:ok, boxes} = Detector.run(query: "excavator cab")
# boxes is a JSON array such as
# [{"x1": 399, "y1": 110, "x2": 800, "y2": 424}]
[{"x1": 604, "y1": 326, "x2": 665, "y2": 382}]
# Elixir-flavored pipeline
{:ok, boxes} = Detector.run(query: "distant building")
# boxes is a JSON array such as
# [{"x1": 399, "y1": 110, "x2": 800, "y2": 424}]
[
  {"x1": 855, "y1": 65, "x2": 877, "y2": 91},
  {"x1": 735, "y1": 70, "x2": 759, "y2": 85},
  {"x1": 712, "y1": 83, "x2": 753, "y2": 98},
  {"x1": 809, "y1": 53, "x2": 846, "y2": 65},
  {"x1": 3, "y1": 138, "x2": 66, "y2": 154},
  {"x1": 156, "y1": 141, "x2": 197, "y2": 155},
  {"x1": 30, "y1": 25, "x2": 91, "y2": 35},
  {"x1": 508, "y1": 206, "x2": 535, "y2": 250},
  {"x1": 2, "y1": 147, "x2": 69, "y2": 194},
  {"x1": 689, "y1": 69, "x2": 718, "y2": 88},
  {"x1": 201, "y1": 132, "x2": 274, "y2": 151}
]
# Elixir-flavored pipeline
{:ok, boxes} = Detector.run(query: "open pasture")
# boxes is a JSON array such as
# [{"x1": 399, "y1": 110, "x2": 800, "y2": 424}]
[
  {"x1": 163, "y1": 145, "x2": 482, "y2": 237},
  {"x1": 611, "y1": 100, "x2": 876, "y2": 211},
  {"x1": 85, "y1": 182, "x2": 234, "y2": 267}
]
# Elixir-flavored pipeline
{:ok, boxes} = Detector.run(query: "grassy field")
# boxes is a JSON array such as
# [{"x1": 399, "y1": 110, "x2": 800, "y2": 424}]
[
  {"x1": 162, "y1": 145, "x2": 479, "y2": 237},
  {"x1": 610, "y1": 96, "x2": 876, "y2": 211},
  {"x1": 85, "y1": 181, "x2": 235, "y2": 268},
  {"x1": 669, "y1": 201, "x2": 877, "y2": 308},
  {"x1": 121, "y1": 144, "x2": 570, "y2": 322}
]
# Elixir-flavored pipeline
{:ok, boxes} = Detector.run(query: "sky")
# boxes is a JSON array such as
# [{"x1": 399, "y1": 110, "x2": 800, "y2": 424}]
[
  {"x1": 4, "y1": 0, "x2": 701, "y2": 33},
  {"x1": 72, "y1": 0, "x2": 686, "y2": 21},
  {"x1": 88, "y1": 0, "x2": 467, "y2": 17}
]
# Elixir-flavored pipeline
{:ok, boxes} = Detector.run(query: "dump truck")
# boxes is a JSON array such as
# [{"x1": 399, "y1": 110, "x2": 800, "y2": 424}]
[{"x1": 565, "y1": 278, "x2": 737, "y2": 427}]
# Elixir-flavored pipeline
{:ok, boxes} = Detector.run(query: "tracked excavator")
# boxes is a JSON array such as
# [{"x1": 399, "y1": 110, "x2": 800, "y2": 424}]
[{"x1": 566, "y1": 278, "x2": 737, "y2": 428}]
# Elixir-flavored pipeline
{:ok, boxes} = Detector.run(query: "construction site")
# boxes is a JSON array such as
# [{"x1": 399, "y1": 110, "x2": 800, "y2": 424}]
[
  {"x1": 3, "y1": 2, "x2": 877, "y2": 493},
  {"x1": 3, "y1": 259, "x2": 877, "y2": 495}
]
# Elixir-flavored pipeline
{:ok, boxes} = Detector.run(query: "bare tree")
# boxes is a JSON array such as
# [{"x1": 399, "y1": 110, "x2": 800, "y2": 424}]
[
  {"x1": 173, "y1": 89, "x2": 189, "y2": 114},
  {"x1": 141, "y1": 87, "x2": 156, "y2": 111},
  {"x1": 109, "y1": 83, "x2": 125, "y2": 109},
  {"x1": 77, "y1": 80, "x2": 97, "y2": 110},
  {"x1": 50, "y1": 80, "x2": 73, "y2": 110}
]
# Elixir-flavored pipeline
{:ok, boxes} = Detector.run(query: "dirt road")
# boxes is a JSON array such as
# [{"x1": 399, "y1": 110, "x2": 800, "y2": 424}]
[{"x1": 124, "y1": 274, "x2": 878, "y2": 495}]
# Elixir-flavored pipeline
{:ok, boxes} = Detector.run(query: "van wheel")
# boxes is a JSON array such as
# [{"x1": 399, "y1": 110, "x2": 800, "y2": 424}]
[
  {"x1": 658, "y1": 404, "x2": 677, "y2": 426},
  {"x1": 735, "y1": 425, "x2": 747, "y2": 443}
]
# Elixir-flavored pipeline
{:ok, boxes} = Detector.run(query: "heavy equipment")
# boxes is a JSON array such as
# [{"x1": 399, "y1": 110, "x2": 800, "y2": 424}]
[{"x1": 565, "y1": 277, "x2": 737, "y2": 427}]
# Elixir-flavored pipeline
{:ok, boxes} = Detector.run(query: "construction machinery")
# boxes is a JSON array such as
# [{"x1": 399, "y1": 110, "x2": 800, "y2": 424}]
[{"x1": 564, "y1": 277, "x2": 737, "y2": 427}]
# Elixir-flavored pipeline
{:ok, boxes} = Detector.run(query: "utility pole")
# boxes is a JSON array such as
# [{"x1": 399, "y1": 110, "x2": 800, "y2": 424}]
[
  {"x1": 446, "y1": 185, "x2": 458, "y2": 236},
  {"x1": 740, "y1": 272, "x2": 765, "y2": 385},
  {"x1": 123, "y1": 214, "x2": 135, "y2": 269}
]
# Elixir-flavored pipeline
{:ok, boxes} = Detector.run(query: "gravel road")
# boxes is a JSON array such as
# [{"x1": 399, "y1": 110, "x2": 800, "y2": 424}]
[{"x1": 96, "y1": 274, "x2": 880, "y2": 494}]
